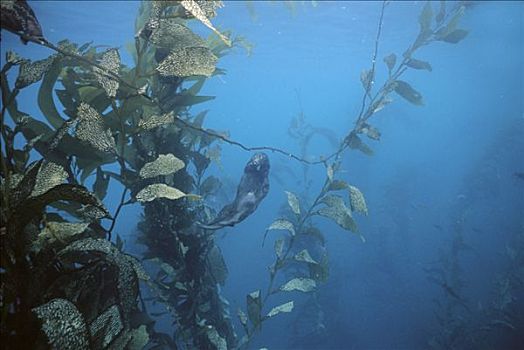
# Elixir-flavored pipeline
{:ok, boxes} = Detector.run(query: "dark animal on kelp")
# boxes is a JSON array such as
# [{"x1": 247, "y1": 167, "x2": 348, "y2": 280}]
[
  {"x1": 0, "y1": 0, "x2": 45, "y2": 44},
  {"x1": 198, "y1": 152, "x2": 270, "y2": 230}
]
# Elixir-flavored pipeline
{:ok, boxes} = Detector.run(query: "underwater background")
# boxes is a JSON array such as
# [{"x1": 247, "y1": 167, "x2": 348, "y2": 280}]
[{"x1": 1, "y1": 1, "x2": 523, "y2": 349}]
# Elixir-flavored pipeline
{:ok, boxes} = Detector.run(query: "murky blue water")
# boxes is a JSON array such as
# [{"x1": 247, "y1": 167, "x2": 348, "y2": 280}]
[{"x1": 2, "y1": 1, "x2": 523, "y2": 349}]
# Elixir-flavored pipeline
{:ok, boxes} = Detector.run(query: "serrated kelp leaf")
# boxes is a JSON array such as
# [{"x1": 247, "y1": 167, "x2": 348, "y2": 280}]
[
  {"x1": 326, "y1": 163, "x2": 334, "y2": 182},
  {"x1": 328, "y1": 179, "x2": 349, "y2": 191},
  {"x1": 88, "y1": 305, "x2": 123, "y2": 348},
  {"x1": 148, "y1": 19, "x2": 206, "y2": 50},
  {"x1": 135, "y1": 183, "x2": 186, "y2": 202},
  {"x1": 360, "y1": 123, "x2": 381, "y2": 141},
  {"x1": 16, "y1": 55, "x2": 55, "y2": 89},
  {"x1": 93, "y1": 167, "x2": 110, "y2": 200},
  {"x1": 383, "y1": 53, "x2": 396, "y2": 73},
  {"x1": 317, "y1": 195, "x2": 358, "y2": 232},
  {"x1": 156, "y1": 46, "x2": 217, "y2": 77},
  {"x1": 406, "y1": 58, "x2": 432, "y2": 71},
  {"x1": 246, "y1": 290, "x2": 262, "y2": 328},
  {"x1": 294, "y1": 249, "x2": 318, "y2": 264},
  {"x1": 76, "y1": 103, "x2": 117, "y2": 153},
  {"x1": 360, "y1": 69, "x2": 373, "y2": 90},
  {"x1": 266, "y1": 301, "x2": 294, "y2": 318},
  {"x1": 77, "y1": 204, "x2": 109, "y2": 221},
  {"x1": 436, "y1": 5, "x2": 465, "y2": 38},
  {"x1": 206, "y1": 326, "x2": 227, "y2": 350},
  {"x1": 208, "y1": 245, "x2": 228, "y2": 285},
  {"x1": 439, "y1": 29, "x2": 469, "y2": 44},
  {"x1": 94, "y1": 49, "x2": 120, "y2": 98},
  {"x1": 30, "y1": 161, "x2": 68, "y2": 197},
  {"x1": 347, "y1": 133, "x2": 374, "y2": 156},
  {"x1": 32, "y1": 299, "x2": 89, "y2": 349},
  {"x1": 285, "y1": 190, "x2": 300, "y2": 215},
  {"x1": 274, "y1": 238, "x2": 285, "y2": 259},
  {"x1": 280, "y1": 278, "x2": 316, "y2": 293},
  {"x1": 200, "y1": 175, "x2": 221, "y2": 197},
  {"x1": 394, "y1": 80, "x2": 424, "y2": 106},
  {"x1": 266, "y1": 219, "x2": 296, "y2": 237},
  {"x1": 419, "y1": 1, "x2": 433, "y2": 35},
  {"x1": 139, "y1": 154, "x2": 185, "y2": 178},
  {"x1": 372, "y1": 96, "x2": 393, "y2": 114},
  {"x1": 40, "y1": 221, "x2": 90, "y2": 243},
  {"x1": 137, "y1": 111, "x2": 176, "y2": 130},
  {"x1": 348, "y1": 185, "x2": 368, "y2": 215},
  {"x1": 180, "y1": 0, "x2": 231, "y2": 46},
  {"x1": 37, "y1": 56, "x2": 66, "y2": 129}
]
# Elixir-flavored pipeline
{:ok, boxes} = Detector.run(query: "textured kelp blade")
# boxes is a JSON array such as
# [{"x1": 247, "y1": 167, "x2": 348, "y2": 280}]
[
  {"x1": 148, "y1": 19, "x2": 205, "y2": 50},
  {"x1": 139, "y1": 154, "x2": 185, "y2": 178},
  {"x1": 406, "y1": 58, "x2": 432, "y2": 71},
  {"x1": 394, "y1": 80, "x2": 424, "y2": 106},
  {"x1": 285, "y1": 190, "x2": 301, "y2": 215},
  {"x1": 180, "y1": 0, "x2": 231, "y2": 46},
  {"x1": 39, "y1": 221, "x2": 90, "y2": 244},
  {"x1": 439, "y1": 29, "x2": 469, "y2": 44},
  {"x1": 88, "y1": 305, "x2": 124, "y2": 348},
  {"x1": 263, "y1": 218, "x2": 295, "y2": 246},
  {"x1": 317, "y1": 195, "x2": 358, "y2": 232},
  {"x1": 30, "y1": 161, "x2": 68, "y2": 197},
  {"x1": 32, "y1": 299, "x2": 89, "y2": 349},
  {"x1": 347, "y1": 133, "x2": 374, "y2": 156},
  {"x1": 294, "y1": 249, "x2": 318, "y2": 265},
  {"x1": 348, "y1": 185, "x2": 368, "y2": 215},
  {"x1": 246, "y1": 290, "x2": 262, "y2": 328},
  {"x1": 76, "y1": 103, "x2": 116, "y2": 153},
  {"x1": 383, "y1": 53, "x2": 396, "y2": 72},
  {"x1": 266, "y1": 301, "x2": 294, "y2": 318},
  {"x1": 206, "y1": 326, "x2": 227, "y2": 350},
  {"x1": 138, "y1": 112, "x2": 176, "y2": 130},
  {"x1": 135, "y1": 183, "x2": 187, "y2": 202},
  {"x1": 16, "y1": 55, "x2": 55, "y2": 89},
  {"x1": 94, "y1": 49, "x2": 120, "y2": 98},
  {"x1": 156, "y1": 46, "x2": 217, "y2": 77},
  {"x1": 280, "y1": 278, "x2": 316, "y2": 293},
  {"x1": 207, "y1": 245, "x2": 228, "y2": 286}
]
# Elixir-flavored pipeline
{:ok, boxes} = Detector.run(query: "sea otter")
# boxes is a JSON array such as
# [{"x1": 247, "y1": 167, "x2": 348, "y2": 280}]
[{"x1": 198, "y1": 152, "x2": 270, "y2": 230}]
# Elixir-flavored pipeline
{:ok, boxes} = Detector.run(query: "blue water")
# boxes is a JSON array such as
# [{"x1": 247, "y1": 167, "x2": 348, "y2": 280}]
[{"x1": 2, "y1": 1, "x2": 523, "y2": 349}]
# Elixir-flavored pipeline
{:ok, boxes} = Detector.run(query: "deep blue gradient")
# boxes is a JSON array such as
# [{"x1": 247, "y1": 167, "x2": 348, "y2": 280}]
[{"x1": 2, "y1": 1, "x2": 523, "y2": 349}]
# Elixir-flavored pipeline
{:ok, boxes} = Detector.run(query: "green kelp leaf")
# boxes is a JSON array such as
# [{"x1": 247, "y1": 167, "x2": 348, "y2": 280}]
[
  {"x1": 156, "y1": 46, "x2": 218, "y2": 77},
  {"x1": 93, "y1": 167, "x2": 110, "y2": 200},
  {"x1": 393, "y1": 80, "x2": 424, "y2": 106},
  {"x1": 180, "y1": 0, "x2": 231, "y2": 46},
  {"x1": 266, "y1": 301, "x2": 294, "y2": 318},
  {"x1": 280, "y1": 278, "x2": 316, "y2": 293},
  {"x1": 37, "y1": 56, "x2": 66, "y2": 129},
  {"x1": 294, "y1": 249, "x2": 318, "y2": 264},
  {"x1": 372, "y1": 96, "x2": 393, "y2": 114},
  {"x1": 137, "y1": 111, "x2": 176, "y2": 130},
  {"x1": 436, "y1": 0, "x2": 446, "y2": 25},
  {"x1": 383, "y1": 53, "x2": 397, "y2": 73},
  {"x1": 94, "y1": 49, "x2": 120, "y2": 98},
  {"x1": 200, "y1": 175, "x2": 221, "y2": 197},
  {"x1": 30, "y1": 161, "x2": 68, "y2": 197},
  {"x1": 208, "y1": 245, "x2": 228, "y2": 286},
  {"x1": 317, "y1": 195, "x2": 358, "y2": 232},
  {"x1": 406, "y1": 58, "x2": 432, "y2": 71},
  {"x1": 361, "y1": 123, "x2": 381, "y2": 141},
  {"x1": 139, "y1": 154, "x2": 185, "y2": 178},
  {"x1": 285, "y1": 190, "x2": 301, "y2": 215},
  {"x1": 347, "y1": 133, "x2": 374, "y2": 156},
  {"x1": 246, "y1": 290, "x2": 262, "y2": 328},
  {"x1": 206, "y1": 326, "x2": 227, "y2": 350},
  {"x1": 16, "y1": 55, "x2": 56, "y2": 89},
  {"x1": 274, "y1": 238, "x2": 285, "y2": 259},
  {"x1": 326, "y1": 163, "x2": 334, "y2": 182},
  {"x1": 419, "y1": 1, "x2": 433, "y2": 35},
  {"x1": 6, "y1": 51, "x2": 25, "y2": 65},
  {"x1": 147, "y1": 19, "x2": 206, "y2": 49},
  {"x1": 263, "y1": 219, "x2": 295, "y2": 247},
  {"x1": 348, "y1": 185, "x2": 368, "y2": 215},
  {"x1": 439, "y1": 29, "x2": 469, "y2": 44},
  {"x1": 135, "y1": 183, "x2": 187, "y2": 202},
  {"x1": 32, "y1": 299, "x2": 89, "y2": 349},
  {"x1": 76, "y1": 103, "x2": 117, "y2": 153}
]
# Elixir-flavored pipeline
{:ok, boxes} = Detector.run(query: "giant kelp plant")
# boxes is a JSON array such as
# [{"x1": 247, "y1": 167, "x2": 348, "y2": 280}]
[{"x1": 1, "y1": 1, "x2": 470, "y2": 349}]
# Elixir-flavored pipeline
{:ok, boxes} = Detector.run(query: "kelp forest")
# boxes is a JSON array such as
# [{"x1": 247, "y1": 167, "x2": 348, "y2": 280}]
[{"x1": 1, "y1": 1, "x2": 523, "y2": 350}]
